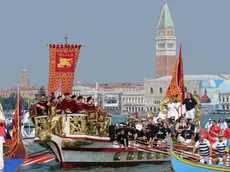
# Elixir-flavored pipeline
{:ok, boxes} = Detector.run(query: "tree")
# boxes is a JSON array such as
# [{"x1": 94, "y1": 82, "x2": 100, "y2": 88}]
[{"x1": 34, "y1": 86, "x2": 46, "y2": 101}]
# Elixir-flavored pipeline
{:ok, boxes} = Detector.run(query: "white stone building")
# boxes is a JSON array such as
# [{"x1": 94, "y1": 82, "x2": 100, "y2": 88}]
[{"x1": 144, "y1": 75, "x2": 228, "y2": 112}]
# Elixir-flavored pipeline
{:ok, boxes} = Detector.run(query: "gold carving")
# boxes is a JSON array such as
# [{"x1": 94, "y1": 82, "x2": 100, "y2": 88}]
[
  {"x1": 138, "y1": 152, "x2": 145, "y2": 160},
  {"x1": 87, "y1": 111, "x2": 97, "y2": 122},
  {"x1": 155, "y1": 153, "x2": 161, "y2": 159},
  {"x1": 146, "y1": 111, "x2": 154, "y2": 121},
  {"x1": 62, "y1": 140, "x2": 92, "y2": 149},
  {"x1": 127, "y1": 152, "x2": 134, "y2": 160},
  {"x1": 147, "y1": 153, "x2": 154, "y2": 160},
  {"x1": 114, "y1": 152, "x2": 121, "y2": 161},
  {"x1": 57, "y1": 58, "x2": 73, "y2": 68},
  {"x1": 193, "y1": 94, "x2": 202, "y2": 130},
  {"x1": 69, "y1": 115, "x2": 111, "y2": 137},
  {"x1": 163, "y1": 154, "x2": 169, "y2": 159}
]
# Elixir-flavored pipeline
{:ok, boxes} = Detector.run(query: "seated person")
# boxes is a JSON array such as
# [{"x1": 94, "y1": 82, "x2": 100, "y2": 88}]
[
  {"x1": 180, "y1": 125, "x2": 193, "y2": 144},
  {"x1": 117, "y1": 129, "x2": 128, "y2": 147},
  {"x1": 127, "y1": 124, "x2": 137, "y2": 140},
  {"x1": 212, "y1": 134, "x2": 227, "y2": 165},
  {"x1": 61, "y1": 93, "x2": 75, "y2": 113},
  {"x1": 155, "y1": 124, "x2": 167, "y2": 146},
  {"x1": 84, "y1": 96, "x2": 96, "y2": 111}
]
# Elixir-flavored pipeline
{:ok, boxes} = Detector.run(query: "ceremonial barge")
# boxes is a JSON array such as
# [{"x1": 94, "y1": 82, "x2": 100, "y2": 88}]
[
  {"x1": 29, "y1": 40, "x2": 170, "y2": 169},
  {"x1": 32, "y1": 112, "x2": 170, "y2": 169}
]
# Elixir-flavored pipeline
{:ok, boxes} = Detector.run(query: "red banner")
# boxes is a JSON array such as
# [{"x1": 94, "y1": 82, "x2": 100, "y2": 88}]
[
  {"x1": 48, "y1": 44, "x2": 83, "y2": 94},
  {"x1": 55, "y1": 52, "x2": 75, "y2": 73},
  {"x1": 165, "y1": 43, "x2": 185, "y2": 102}
]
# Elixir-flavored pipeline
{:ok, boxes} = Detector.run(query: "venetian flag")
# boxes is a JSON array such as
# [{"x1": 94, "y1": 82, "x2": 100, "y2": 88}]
[
  {"x1": 4, "y1": 83, "x2": 23, "y2": 156},
  {"x1": 135, "y1": 111, "x2": 140, "y2": 120},
  {"x1": 165, "y1": 43, "x2": 185, "y2": 102}
]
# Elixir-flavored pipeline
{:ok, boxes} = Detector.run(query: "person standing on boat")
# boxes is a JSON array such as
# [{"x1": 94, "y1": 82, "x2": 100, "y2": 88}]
[
  {"x1": 193, "y1": 133, "x2": 212, "y2": 165},
  {"x1": 61, "y1": 93, "x2": 75, "y2": 113},
  {"x1": 212, "y1": 134, "x2": 227, "y2": 165},
  {"x1": 71, "y1": 95, "x2": 77, "y2": 103},
  {"x1": 75, "y1": 96, "x2": 86, "y2": 113},
  {"x1": 0, "y1": 106, "x2": 5, "y2": 171},
  {"x1": 36, "y1": 94, "x2": 48, "y2": 116},
  {"x1": 179, "y1": 93, "x2": 197, "y2": 121},
  {"x1": 84, "y1": 96, "x2": 96, "y2": 111},
  {"x1": 166, "y1": 98, "x2": 179, "y2": 120},
  {"x1": 224, "y1": 124, "x2": 230, "y2": 139}
]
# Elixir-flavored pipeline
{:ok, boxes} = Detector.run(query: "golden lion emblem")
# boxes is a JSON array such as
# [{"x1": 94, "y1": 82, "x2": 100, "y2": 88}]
[{"x1": 57, "y1": 58, "x2": 73, "y2": 68}]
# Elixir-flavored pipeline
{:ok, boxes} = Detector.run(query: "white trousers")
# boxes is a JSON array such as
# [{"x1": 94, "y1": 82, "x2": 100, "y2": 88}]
[
  {"x1": 21, "y1": 125, "x2": 28, "y2": 137},
  {"x1": 0, "y1": 137, "x2": 4, "y2": 170},
  {"x1": 185, "y1": 108, "x2": 195, "y2": 120},
  {"x1": 200, "y1": 156, "x2": 212, "y2": 165}
]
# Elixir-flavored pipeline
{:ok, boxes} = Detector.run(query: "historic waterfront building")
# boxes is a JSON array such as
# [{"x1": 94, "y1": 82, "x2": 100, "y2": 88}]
[
  {"x1": 144, "y1": 75, "x2": 227, "y2": 113},
  {"x1": 156, "y1": 1, "x2": 176, "y2": 78}
]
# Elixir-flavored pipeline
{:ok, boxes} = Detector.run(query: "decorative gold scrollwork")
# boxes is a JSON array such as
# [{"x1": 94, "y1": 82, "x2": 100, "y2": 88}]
[
  {"x1": 127, "y1": 152, "x2": 134, "y2": 160},
  {"x1": 138, "y1": 152, "x2": 145, "y2": 160},
  {"x1": 155, "y1": 153, "x2": 161, "y2": 159},
  {"x1": 114, "y1": 152, "x2": 121, "y2": 161},
  {"x1": 62, "y1": 140, "x2": 92, "y2": 149},
  {"x1": 147, "y1": 153, "x2": 154, "y2": 160},
  {"x1": 146, "y1": 111, "x2": 154, "y2": 121},
  {"x1": 163, "y1": 153, "x2": 169, "y2": 159},
  {"x1": 69, "y1": 115, "x2": 111, "y2": 137}
]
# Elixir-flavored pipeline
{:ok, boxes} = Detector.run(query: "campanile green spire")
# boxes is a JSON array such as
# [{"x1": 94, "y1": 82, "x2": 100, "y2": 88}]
[{"x1": 158, "y1": 0, "x2": 174, "y2": 28}]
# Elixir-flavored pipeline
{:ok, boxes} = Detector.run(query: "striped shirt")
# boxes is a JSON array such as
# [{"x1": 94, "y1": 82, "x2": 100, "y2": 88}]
[
  {"x1": 212, "y1": 140, "x2": 227, "y2": 157},
  {"x1": 195, "y1": 139, "x2": 211, "y2": 157}
]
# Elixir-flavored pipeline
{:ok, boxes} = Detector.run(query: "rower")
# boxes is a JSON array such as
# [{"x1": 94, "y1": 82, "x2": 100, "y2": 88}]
[
  {"x1": 117, "y1": 129, "x2": 128, "y2": 147},
  {"x1": 209, "y1": 120, "x2": 221, "y2": 141},
  {"x1": 212, "y1": 134, "x2": 227, "y2": 165},
  {"x1": 193, "y1": 133, "x2": 212, "y2": 165}
]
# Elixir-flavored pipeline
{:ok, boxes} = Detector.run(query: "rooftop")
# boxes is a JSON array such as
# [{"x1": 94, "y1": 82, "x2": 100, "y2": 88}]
[{"x1": 146, "y1": 74, "x2": 230, "y2": 82}]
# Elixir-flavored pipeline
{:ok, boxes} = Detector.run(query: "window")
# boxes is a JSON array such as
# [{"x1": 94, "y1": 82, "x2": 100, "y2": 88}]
[
  {"x1": 150, "y1": 87, "x2": 153, "y2": 94},
  {"x1": 159, "y1": 87, "x2": 163, "y2": 94},
  {"x1": 158, "y1": 43, "x2": 165, "y2": 48},
  {"x1": 223, "y1": 97, "x2": 225, "y2": 102},
  {"x1": 167, "y1": 43, "x2": 174, "y2": 48},
  {"x1": 227, "y1": 105, "x2": 229, "y2": 109},
  {"x1": 227, "y1": 97, "x2": 229, "y2": 103},
  {"x1": 223, "y1": 105, "x2": 225, "y2": 110}
]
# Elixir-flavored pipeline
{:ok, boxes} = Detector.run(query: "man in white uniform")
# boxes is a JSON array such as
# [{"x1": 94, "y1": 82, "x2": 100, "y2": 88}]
[{"x1": 0, "y1": 104, "x2": 5, "y2": 171}]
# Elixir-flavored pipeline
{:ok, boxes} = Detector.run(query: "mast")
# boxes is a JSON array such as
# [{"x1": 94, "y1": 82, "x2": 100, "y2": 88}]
[{"x1": 17, "y1": 82, "x2": 20, "y2": 144}]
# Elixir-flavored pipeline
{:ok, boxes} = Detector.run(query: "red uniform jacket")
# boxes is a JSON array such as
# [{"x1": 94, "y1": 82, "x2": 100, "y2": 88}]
[
  {"x1": 75, "y1": 102, "x2": 86, "y2": 112},
  {"x1": 61, "y1": 99, "x2": 75, "y2": 112},
  {"x1": 36, "y1": 101, "x2": 48, "y2": 116},
  {"x1": 85, "y1": 103, "x2": 96, "y2": 112}
]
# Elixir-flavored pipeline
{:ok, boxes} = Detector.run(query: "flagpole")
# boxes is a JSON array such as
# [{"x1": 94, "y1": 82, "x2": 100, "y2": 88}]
[{"x1": 17, "y1": 82, "x2": 20, "y2": 144}]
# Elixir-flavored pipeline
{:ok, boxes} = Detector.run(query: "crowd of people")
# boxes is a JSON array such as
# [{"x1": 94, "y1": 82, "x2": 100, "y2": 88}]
[
  {"x1": 115, "y1": 92, "x2": 230, "y2": 166},
  {"x1": 35, "y1": 93, "x2": 97, "y2": 116}
]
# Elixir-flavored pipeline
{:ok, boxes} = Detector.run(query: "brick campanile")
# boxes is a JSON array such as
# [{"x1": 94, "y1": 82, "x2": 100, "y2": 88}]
[{"x1": 156, "y1": 1, "x2": 176, "y2": 78}]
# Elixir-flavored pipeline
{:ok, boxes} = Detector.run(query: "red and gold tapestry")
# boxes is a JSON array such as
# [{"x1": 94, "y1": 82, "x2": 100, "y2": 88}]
[
  {"x1": 165, "y1": 43, "x2": 185, "y2": 102},
  {"x1": 48, "y1": 44, "x2": 83, "y2": 94}
]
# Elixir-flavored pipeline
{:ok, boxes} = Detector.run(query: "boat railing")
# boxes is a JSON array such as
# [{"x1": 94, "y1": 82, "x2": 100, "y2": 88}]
[{"x1": 34, "y1": 113, "x2": 111, "y2": 141}]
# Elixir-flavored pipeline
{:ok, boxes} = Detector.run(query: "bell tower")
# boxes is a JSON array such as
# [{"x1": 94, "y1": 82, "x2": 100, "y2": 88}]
[{"x1": 156, "y1": 1, "x2": 176, "y2": 78}]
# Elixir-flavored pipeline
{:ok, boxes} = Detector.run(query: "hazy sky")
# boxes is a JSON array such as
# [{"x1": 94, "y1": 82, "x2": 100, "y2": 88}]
[{"x1": 0, "y1": 0, "x2": 229, "y2": 88}]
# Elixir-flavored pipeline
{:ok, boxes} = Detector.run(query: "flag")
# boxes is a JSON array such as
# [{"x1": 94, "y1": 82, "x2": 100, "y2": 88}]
[
  {"x1": 135, "y1": 111, "x2": 140, "y2": 120},
  {"x1": 165, "y1": 43, "x2": 185, "y2": 102},
  {"x1": 4, "y1": 84, "x2": 22, "y2": 156}
]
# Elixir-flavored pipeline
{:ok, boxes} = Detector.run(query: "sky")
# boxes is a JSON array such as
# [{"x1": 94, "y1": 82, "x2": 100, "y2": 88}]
[{"x1": 0, "y1": 0, "x2": 230, "y2": 88}]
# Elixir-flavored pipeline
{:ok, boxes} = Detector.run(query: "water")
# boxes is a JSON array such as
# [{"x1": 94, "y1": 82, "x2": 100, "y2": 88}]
[{"x1": 19, "y1": 113, "x2": 230, "y2": 172}]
